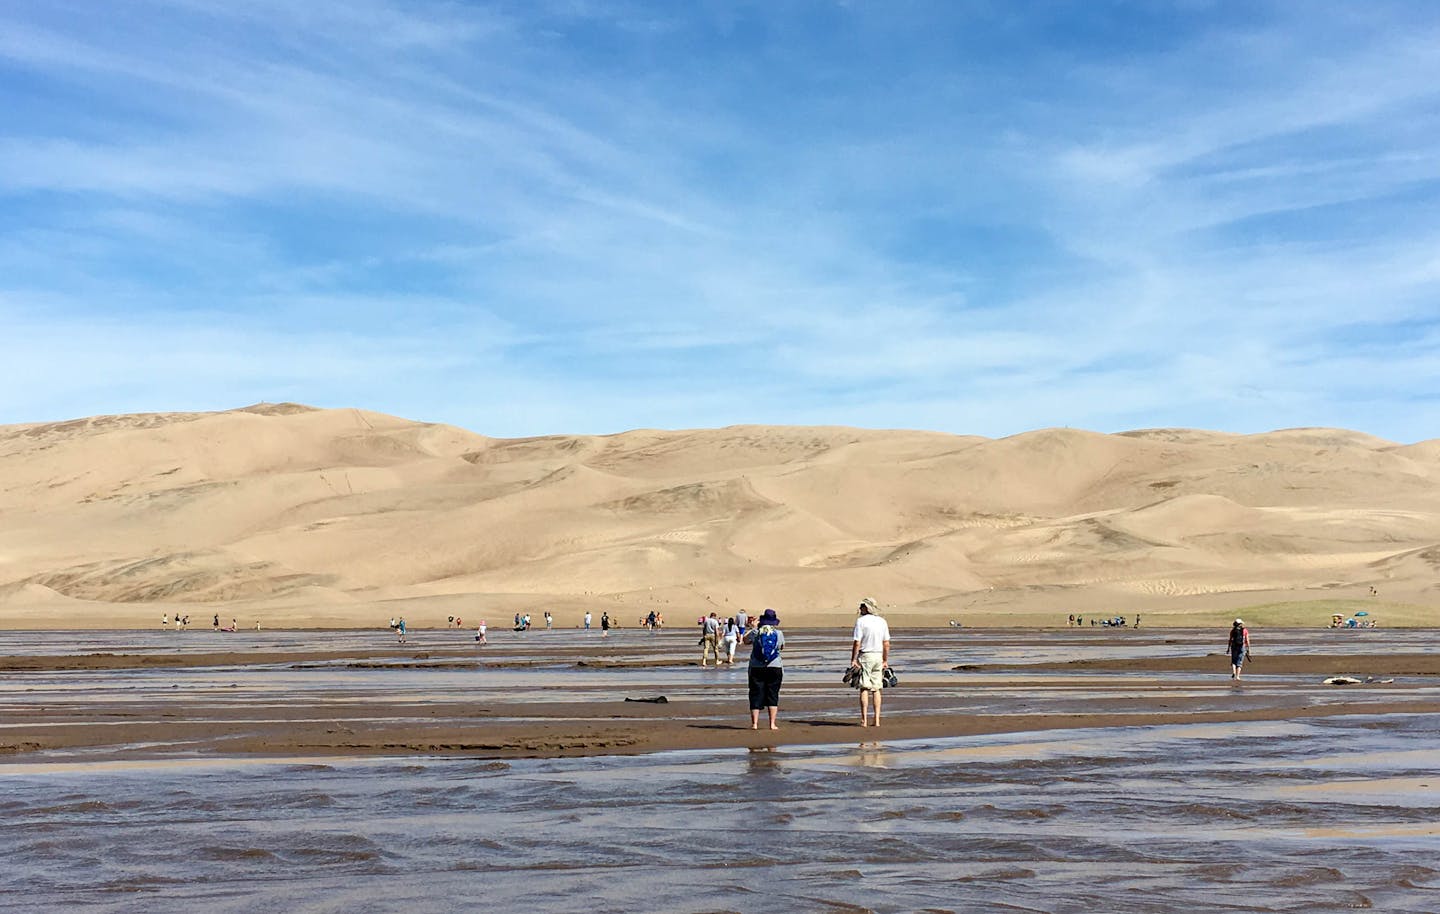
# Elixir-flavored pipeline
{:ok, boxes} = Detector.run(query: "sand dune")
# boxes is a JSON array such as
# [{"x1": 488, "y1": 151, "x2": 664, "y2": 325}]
[{"x1": 1, "y1": 404, "x2": 1437, "y2": 628}]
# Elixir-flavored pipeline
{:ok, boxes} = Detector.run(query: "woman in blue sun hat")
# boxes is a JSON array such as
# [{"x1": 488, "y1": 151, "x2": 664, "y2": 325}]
[{"x1": 742, "y1": 608, "x2": 785, "y2": 730}]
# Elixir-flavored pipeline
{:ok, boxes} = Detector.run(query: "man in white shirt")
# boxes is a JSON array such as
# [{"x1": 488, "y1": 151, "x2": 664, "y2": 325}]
[{"x1": 849, "y1": 597, "x2": 891, "y2": 727}]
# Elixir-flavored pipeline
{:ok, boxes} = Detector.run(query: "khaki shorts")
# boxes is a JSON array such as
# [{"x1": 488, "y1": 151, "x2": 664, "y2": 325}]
[{"x1": 858, "y1": 652, "x2": 885, "y2": 690}]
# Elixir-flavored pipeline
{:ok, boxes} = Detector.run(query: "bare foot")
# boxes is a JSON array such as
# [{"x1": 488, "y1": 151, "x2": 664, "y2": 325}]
[
  {"x1": 751, "y1": 724, "x2": 758, "y2": 730},
  {"x1": 769, "y1": 725, "x2": 779, "y2": 731},
  {"x1": 860, "y1": 721, "x2": 869, "y2": 727}
]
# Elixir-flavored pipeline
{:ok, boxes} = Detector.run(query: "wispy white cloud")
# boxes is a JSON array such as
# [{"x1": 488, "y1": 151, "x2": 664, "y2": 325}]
[{"x1": 0, "y1": 1, "x2": 1437, "y2": 439}]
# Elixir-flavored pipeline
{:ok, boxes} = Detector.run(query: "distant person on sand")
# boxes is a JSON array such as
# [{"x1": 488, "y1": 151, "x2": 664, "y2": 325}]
[
  {"x1": 396, "y1": 617, "x2": 408, "y2": 644},
  {"x1": 1228, "y1": 619, "x2": 1250, "y2": 680},
  {"x1": 849, "y1": 598, "x2": 891, "y2": 727},
  {"x1": 545, "y1": 611, "x2": 553, "y2": 630},
  {"x1": 584, "y1": 611, "x2": 592, "y2": 631},
  {"x1": 742, "y1": 609, "x2": 785, "y2": 730},
  {"x1": 475, "y1": 620, "x2": 487, "y2": 644},
  {"x1": 723, "y1": 616, "x2": 739, "y2": 664},
  {"x1": 734, "y1": 608, "x2": 748, "y2": 632},
  {"x1": 162, "y1": 614, "x2": 168, "y2": 628},
  {"x1": 700, "y1": 612, "x2": 721, "y2": 666},
  {"x1": 601, "y1": 612, "x2": 611, "y2": 637}
]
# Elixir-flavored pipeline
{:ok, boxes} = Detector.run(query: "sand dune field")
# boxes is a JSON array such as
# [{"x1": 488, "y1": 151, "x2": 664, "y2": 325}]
[{"x1": 1, "y1": 404, "x2": 1436, "y2": 628}]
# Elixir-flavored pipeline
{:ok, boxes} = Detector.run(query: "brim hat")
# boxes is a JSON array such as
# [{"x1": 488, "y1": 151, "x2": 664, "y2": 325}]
[
  {"x1": 758, "y1": 608, "x2": 780, "y2": 626},
  {"x1": 858, "y1": 597, "x2": 883, "y2": 615}
]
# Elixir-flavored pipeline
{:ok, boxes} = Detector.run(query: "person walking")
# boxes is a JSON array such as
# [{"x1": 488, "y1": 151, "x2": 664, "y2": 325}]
[
  {"x1": 584, "y1": 611, "x2": 592, "y2": 631},
  {"x1": 742, "y1": 608, "x2": 785, "y2": 730},
  {"x1": 475, "y1": 619, "x2": 487, "y2": 645},
  {"x1": 1228, "y1": 618, "x2": 1251, "y2": 680},
  {"x1": 544, "y1": 611, "x2": 553, "y2": 630},
  {"x1": 601, "y1": 611, "x2": 611, "y2": 637},
  {"x1": 700, "y1": 612, "x2": 721, "y2": 666},
  {"x1": 723, "y1": 616, "x2": 740, "y2": 664},
  {"x1": 849, "y1": 598, "x2": 891, "y2": 727}
]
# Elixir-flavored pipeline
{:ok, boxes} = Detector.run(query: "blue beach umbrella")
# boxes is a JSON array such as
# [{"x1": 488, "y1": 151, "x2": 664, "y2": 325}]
[{"x1": 1355, "y1": 611, "x2": 1369, "y2": 617}]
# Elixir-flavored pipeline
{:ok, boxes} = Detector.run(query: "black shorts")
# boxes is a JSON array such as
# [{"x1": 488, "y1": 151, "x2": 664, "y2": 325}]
[{"x1": 748, "y1": 666, "x2": 783, "y2": 709}]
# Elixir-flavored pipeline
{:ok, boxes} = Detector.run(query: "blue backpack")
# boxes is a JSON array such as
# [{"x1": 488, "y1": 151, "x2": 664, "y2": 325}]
[{"x1": 755, "y1": 626, "x2": 781, "y2": 664}]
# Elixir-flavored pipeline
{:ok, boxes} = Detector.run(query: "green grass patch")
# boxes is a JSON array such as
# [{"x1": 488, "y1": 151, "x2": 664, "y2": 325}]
[{"x1": 1227, "y1": 599, "x2": 1436, "y2": 628}]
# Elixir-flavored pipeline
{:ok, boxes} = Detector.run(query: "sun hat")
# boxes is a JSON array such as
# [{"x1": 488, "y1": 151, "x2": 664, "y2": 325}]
[
  {"x1": 758, "y1": 608, "x2": 780, "y2": 626},
  {"x1": 858, "y1": 597, "x2": 882, "y2": 615},
  {"x1": 1234, "y1": 618, "x2": 1244, "y2": 625}
]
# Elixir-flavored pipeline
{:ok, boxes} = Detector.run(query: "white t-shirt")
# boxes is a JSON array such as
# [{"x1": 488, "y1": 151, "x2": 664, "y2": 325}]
[{"x1": 853, "y1": 614, "x2": 890, "y2": 653}]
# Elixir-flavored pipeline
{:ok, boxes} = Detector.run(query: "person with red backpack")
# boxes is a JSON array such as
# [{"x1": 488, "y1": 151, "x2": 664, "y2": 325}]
[
  {"x1": 742, "y1": 608, "x2": 785, "y2": 730},
  {"x1": 1228, "y1": 619, "x2": 1251, "y2": 680}
]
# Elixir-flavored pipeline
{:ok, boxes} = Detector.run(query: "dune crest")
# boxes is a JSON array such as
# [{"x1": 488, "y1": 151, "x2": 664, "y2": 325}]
[{"x1": 1, "y1": 405, "x2": 1437, "y2": 627}]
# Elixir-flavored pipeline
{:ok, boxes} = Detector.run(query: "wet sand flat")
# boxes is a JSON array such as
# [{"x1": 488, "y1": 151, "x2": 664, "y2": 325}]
[
  {"x1": 3, "y1": 628, "x2": 1438, "y2": 763},
  {"x1": 5, "y1": 628, "x2": 1440, "y2": 913}
]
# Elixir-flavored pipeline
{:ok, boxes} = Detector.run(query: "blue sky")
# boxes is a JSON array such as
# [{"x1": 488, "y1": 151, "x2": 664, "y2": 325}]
[{"x1": 2, "y1": 1, "x2": 1438, "y2": 440}]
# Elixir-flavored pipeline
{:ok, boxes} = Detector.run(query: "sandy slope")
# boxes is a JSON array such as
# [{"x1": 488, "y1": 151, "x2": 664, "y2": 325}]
[{"x1": 1, "y1": 404, "x2": 1438, "y2": 628}]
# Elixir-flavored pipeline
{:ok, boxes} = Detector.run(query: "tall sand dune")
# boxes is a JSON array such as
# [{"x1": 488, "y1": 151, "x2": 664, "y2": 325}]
[{"x1": 1, "y1": 405, "x2": 1437, "y2": 628}]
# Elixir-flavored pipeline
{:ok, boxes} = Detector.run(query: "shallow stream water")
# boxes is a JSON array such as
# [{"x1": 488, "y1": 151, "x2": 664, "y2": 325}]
[
  {"x1": 3, "y1": 628, "x2": 1437, "y2": 911},
  {"x1": 5, "y1": 714, "x2": 1439, "y2": 913}
]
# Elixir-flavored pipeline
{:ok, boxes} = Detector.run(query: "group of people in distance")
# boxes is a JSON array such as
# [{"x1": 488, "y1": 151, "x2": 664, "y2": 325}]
[
  {"x1": 162, "y1": 613, "x2": 245, "y2": 631},
  {"x1": 1067, "y1": 613, "x2": 1139, "y2": 627}
]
